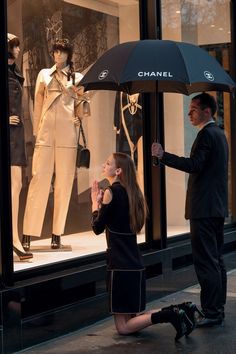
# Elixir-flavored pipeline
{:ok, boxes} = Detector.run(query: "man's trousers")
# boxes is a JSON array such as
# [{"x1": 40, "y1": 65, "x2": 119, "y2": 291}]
[{"x1": 190, "y1": 217, "x2": 227, "y2": 319}]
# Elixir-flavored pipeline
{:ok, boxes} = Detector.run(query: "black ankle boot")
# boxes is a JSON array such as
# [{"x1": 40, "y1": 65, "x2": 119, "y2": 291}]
[
  {"x1": 22, "y1": 235, "x2": 31, "y2": 251},
  {"x1": 177, "y1": 302, "x2": 204, "y2": 329},
  {"x1": 162, "y1": 302, "x2": 203, "y2": 334},
  {"x1": 51, "y1": 234, "x2": 61, "y2": 249},
  {"x1": 151, "y1": 307, "x2": 188, "y2": 341}
]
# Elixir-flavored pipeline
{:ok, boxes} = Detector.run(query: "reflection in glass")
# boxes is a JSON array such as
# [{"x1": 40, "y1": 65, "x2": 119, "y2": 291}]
[{"x1": 114, "y1": 92, "x2": 143, "y2": 193}]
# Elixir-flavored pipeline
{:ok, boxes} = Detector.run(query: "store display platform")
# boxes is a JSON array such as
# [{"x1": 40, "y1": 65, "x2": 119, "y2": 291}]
[
  {"x1": 13, "y1": 231, "x2": 145, "y2": 271},
  {"x1": 13, "y1": 227, "x2": 189, "y2": 272},
  {"x1": 30, "y1": 244, "x2": 72, "y2": 252}
]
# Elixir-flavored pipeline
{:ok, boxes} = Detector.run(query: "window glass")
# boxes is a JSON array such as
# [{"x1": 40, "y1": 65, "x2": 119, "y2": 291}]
[
  {"x1": 7, "y1": 0, "x2": 143, "y2": 271},
  {"x1": 161, "y1": 0, "x2": 232, "y2": 237}
]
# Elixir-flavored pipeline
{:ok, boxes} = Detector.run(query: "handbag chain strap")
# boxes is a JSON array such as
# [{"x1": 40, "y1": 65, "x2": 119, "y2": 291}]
[
  {"x1": 54, "y1": 73, "x2": 68, "y2": 94},
  {"x1": 78, "y1": 117, "x2": 87, "y2": 148}
]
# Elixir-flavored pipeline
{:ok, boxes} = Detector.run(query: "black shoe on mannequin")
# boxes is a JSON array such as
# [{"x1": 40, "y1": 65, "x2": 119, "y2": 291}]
[
  {"x1": 22, "y1": 235, "x2": 31, "y2": 251},
  {"x1": 13, "y1": 246, "x2": 33, "y2": 261},
  {"x1": 51, "y1": 234, "x2": 61, "y2": 249}
]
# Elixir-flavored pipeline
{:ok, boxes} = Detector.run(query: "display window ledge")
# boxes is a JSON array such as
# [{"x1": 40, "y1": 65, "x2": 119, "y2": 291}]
[{"x1": 13, "y1": 231, "x2": 146, "y2": 272}]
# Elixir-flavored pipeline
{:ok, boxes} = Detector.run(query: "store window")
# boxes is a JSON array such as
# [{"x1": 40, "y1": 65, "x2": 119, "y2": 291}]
[
  {"x1": 7, "y1": 0, "x2": 143, "y2": 271},
  {"x1": 161, "y1": 0, "x2": 232, "y2": 237}
]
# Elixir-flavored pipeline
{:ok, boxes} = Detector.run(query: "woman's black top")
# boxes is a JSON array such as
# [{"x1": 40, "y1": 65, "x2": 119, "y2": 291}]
[{"x1": 91, "y1": 181, "x2": 144, "y2": 270}]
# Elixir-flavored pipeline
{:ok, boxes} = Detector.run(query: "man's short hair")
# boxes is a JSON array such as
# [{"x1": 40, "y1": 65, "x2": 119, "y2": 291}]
[{"x1": 192, "y1": 92, "x2": 217, "y2": 116}]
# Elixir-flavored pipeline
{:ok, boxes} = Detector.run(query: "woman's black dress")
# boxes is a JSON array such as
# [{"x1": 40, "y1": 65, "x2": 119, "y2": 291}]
[{"x1": 91, "y1": 181, "x2": 146, "y2": 314}]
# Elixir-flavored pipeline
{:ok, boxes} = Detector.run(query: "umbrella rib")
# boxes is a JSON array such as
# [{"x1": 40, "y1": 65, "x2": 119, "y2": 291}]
[
  {"x1": 175, "y1": 44, "x2": 191, "y2": 86},
  {"x1": 118, "y1": 42, "x2": 138, "y2": 89}
]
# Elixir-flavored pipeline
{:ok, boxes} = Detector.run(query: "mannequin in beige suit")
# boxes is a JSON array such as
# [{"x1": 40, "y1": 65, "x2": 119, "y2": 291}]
[{"x1": 22, "y1": 38, "x2": 85, "y2": 250}]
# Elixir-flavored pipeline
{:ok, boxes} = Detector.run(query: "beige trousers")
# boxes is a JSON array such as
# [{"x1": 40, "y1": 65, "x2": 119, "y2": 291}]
[{"x1": 23, "y1": 145, "x2": 77, "y2": 237}]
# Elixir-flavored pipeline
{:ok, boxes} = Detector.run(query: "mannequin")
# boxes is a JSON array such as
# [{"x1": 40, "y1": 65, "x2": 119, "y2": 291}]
[
  {"x1": 114, "y1": 92, "x2": 143, "y2": 193},
  {"x1": 22, "y1": 38, "x2": 86, "y2": 250},
  {"x1": 7, "y1": 33, "x2": 33, "y2": 261}
]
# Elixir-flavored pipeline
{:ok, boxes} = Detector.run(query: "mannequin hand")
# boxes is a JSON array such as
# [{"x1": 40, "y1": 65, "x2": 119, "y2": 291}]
[
  {"x1": 9, "y1": 115, "x2": 20, "y2": 125},
  {"x1": 74, "y1": 86, "x2": 91, "y2": 102},
  {"x1": 72, "y1": 85, "x2": 84, "y2": 96},
  {"x1": 73, "y1": 116, "x2": 81, "y2": 126},
  {"x1": 152, "y1": 141, "x2": 164, "y2": 159}
]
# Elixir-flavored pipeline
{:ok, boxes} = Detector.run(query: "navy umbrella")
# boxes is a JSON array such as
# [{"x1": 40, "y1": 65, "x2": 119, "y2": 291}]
[{"x1": 80, "y1": 39, "x2": 236, "y2": 95}]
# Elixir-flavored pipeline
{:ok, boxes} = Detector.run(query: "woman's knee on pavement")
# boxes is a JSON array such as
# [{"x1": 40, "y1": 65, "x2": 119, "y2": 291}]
[{"x1": 114, "y1": 314, "x2": 133, "y2": 335}]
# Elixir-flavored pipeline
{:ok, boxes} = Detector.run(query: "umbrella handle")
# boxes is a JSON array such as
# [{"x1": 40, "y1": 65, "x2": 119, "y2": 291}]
[
  {"x1": 152, "y1": 82, "x2": 160, "y2": 166},
  {"x1": 152, "y1": 155, "x2": 159, "y2": 166},
  {"x1": 152, "y1": 140, "x2": 159, "y2": 166}
]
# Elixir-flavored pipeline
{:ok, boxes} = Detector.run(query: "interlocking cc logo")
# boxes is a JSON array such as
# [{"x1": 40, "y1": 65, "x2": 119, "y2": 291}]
[
  {"x1": 204, "y1": 71, "x2": 214, "y2": 81},
  {"x1": 98, "y1": 70, "x2": 109, "y2": 80}
]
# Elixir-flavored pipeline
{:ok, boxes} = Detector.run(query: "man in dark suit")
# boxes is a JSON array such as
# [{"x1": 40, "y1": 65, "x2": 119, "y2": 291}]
[{"x1": 152, "y1": 92, "x2": 228, "y2": 327}]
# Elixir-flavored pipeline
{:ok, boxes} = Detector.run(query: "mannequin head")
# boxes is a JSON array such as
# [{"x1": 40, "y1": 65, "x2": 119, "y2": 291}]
[
  {"x1": 52, "y1": 38, "x2": 73, "y2": 66},
  {"x1": 8, "y1": 33, "x2": 20, "y2": 61}
]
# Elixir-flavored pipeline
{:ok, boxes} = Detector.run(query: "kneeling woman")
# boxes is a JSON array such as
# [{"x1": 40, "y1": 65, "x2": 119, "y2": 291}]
[{"x1": 91, "y1": 152, "x2": 194, "y2": 341}]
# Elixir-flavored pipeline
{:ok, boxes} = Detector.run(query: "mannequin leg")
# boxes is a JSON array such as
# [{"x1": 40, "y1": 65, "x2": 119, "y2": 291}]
[
  {"x1": 52, "y1": 146, "x2": 77, "y2": 236},
  {"x1": 23, "y1": 146, "x2": 55, "y2": 236},
  {"x1": 11, "y1": 166, "x2": 25, "y2": 252}
]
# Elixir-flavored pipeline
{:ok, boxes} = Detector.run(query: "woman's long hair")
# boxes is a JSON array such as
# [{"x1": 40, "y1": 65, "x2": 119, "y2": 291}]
[{"x1": 113, "y1": 152, "x2": 148, "y2": 233}]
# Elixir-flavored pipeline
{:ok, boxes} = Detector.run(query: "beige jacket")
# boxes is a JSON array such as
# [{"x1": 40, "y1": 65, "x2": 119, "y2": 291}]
[{"x1": 34, "y1": 64, "x2": 84, "y2": 148}]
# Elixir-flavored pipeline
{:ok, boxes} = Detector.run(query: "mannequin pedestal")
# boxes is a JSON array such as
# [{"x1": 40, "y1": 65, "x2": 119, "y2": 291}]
[{"x1": 30, "y1": 244, "x2": 72, "y2": 252}]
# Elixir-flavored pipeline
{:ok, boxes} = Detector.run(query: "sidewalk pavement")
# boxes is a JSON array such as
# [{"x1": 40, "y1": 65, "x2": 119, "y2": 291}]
[{"x1": 20, "y1": 269, "x2": 236, "y2": 354}]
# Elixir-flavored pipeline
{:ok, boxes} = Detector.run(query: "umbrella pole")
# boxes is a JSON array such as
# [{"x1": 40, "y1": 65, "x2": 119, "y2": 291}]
[{"x1": 152, "y1": 81, "x2": 159, "y2": 166}]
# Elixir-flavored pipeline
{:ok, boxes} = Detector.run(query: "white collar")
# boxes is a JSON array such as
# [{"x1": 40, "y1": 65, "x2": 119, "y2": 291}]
[
  {"x1": 198, "y1": 118, "x2": 215, "y2": 130},
  {"x1": 49, "y1": 64, "x2": 70, "y2": 77}
]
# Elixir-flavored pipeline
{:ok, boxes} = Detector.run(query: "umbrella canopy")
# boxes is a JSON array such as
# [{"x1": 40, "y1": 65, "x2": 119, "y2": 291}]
[{"x1": 80, "y1": 39, "x2": 236, "y2": 95}]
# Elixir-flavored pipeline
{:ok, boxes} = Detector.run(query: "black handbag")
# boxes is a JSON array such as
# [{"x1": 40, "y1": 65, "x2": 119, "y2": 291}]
[{"x1": 76, "y1": 118, "x2": 90, "y2": 168}]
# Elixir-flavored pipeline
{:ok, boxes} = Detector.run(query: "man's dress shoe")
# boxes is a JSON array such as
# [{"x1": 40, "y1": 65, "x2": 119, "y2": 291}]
[{"x1": 196, "y1": 317, "x2": 222, "y2": 327}]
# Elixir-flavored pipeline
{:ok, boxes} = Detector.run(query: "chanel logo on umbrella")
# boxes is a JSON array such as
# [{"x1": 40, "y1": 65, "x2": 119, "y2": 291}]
[
  {"x1": 98, "y1": 70, "x2": 109, "y2": 80},
  {"x1": 204, "y1": 71, "x2": 214, "y2": 81}
]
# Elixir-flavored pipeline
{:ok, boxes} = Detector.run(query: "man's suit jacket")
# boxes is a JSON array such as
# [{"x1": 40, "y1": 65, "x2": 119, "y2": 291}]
[{"x1": 161, "y1": 123, "x2": 228, "y2": 219}]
